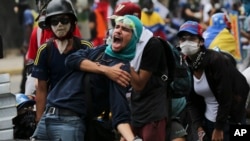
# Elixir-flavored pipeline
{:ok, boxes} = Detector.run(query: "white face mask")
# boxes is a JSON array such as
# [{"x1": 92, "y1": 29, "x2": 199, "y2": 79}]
[{"x1": 180, "y1": 41, "x2": 200, "y2": 56}]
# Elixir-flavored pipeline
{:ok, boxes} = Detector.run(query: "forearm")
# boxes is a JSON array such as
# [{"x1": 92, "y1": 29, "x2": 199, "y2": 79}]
[
  {"x1": 79, "y1": 59, "x2": 108, "y2": 75},
  {"x1": 117, "y1": 123, "x2": 135, "y2": 141},
  {"x1": 35, "y1": 81, "x2": 48, "y2": 122},
  {"x1": 80, "y1": 60, "x2": 131, "y2": 87},
  {"x1": 35, "y1": 90, "x2": 47, "y2": 122}
]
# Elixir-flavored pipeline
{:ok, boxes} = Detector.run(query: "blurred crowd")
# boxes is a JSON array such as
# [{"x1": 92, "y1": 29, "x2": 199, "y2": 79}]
[
  {"x1": 14, "y1": 0, "x2": 250, "y2": 71},
  {"x1": 82, "y1": 0, "x2": 250, "y2": 69}
]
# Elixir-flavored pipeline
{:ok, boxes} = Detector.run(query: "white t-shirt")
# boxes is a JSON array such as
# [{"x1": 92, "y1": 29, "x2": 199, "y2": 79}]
[{"x1": 193, "y1": 72, "x2": 219, "y2": 122}]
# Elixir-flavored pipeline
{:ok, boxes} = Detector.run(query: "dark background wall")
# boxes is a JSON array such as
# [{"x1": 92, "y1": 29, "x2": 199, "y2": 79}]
[{"x1": 0, "y1": 0, "x2": 24, "y2": 50}]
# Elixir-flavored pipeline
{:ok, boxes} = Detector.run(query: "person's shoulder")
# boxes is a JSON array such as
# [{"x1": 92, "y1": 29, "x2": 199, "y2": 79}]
[
  {"x1": 37, "y1": 40, "x2": 52, "y2": 52},
  {"x1": 147, "y1": 36, "x2": 166, "y2": 47},
  {"x1": 207, "y1": 49, "x2": 225, "y2": 55},
  {"x1": 74, "y1": 37, "x2": 93, "y2": 48},
  {"x1": 208, "y1": 49, "x2": 237, "y2": 66},
  {"x1": 206, "y1": 49, "x2": 230, "y2": 63},
  {"x1": 143, "y1": 37, "x2": 166, "y2": 54},
  {"x1": 89, "y1": 44, "x2": 107, "y2": 60},
  {"x1": 80, "y1": 40, "x2": 93, "y2": 48},
  {"x1": 95, "y1": 44, "x2": 107, "y2": 50},
  {"x1": 148, "y1": 36, "x2": 161, "y2": 44},
  {"x1": 206, "y1": 49, "x2": 221, "y2": 57},
  {"x1": 33, "y1": 42, "x2": 51, "y2": 64},
  {"x1": 92, "y1": 44, "x2": 107, "y2": 54}
]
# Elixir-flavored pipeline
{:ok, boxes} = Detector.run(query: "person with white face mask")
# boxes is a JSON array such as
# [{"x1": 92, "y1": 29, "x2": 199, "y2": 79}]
[
  {"x1": 179, "y1": 40, "x2": 200, "y2": 56},
  {"x1": 177, "y1": 21, "x2": 249, "y2": 141},
  {"x1": 177, "y1": 21, "x2": 204, "y2": 61},
  {"x1": 31, "y1": 0, "x2": 93, "y2": 124}
]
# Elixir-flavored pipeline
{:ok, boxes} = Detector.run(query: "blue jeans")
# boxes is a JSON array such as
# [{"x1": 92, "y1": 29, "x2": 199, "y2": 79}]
[{"x1": 31, "y1": 113, "x2": 85, "y2": 141}]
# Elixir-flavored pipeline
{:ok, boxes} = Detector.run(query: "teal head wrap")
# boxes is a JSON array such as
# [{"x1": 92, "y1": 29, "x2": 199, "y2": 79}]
[{"x1": 105, "y1": 15, "x2": 143, "y2": 61}]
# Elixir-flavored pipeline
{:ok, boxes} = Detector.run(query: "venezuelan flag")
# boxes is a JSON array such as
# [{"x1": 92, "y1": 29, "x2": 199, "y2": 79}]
[
  {"x1": 203, "y1": 13, "x2": 242, "y2": 61},
  {"x1": 141, "y1": 12, "x2": 166, "y2": 39}
]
